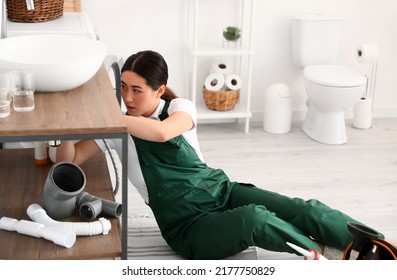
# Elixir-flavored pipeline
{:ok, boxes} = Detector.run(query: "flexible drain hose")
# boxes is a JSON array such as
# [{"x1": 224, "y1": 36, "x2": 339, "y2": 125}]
[
  {"x1": 27, "y1": 203, "x2": 111, "y2": 236},
  {"x1": 0, "y1": 216, "x2": 76, "y2": 248}
]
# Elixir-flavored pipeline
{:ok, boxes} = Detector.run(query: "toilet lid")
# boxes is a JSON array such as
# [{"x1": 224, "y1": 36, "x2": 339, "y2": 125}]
[{"x1": 304, "y1": 65, "x2": 366, "y2": 87}]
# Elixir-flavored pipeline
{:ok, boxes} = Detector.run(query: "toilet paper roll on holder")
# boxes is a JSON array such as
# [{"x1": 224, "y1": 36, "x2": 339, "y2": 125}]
[
  {"x1": 356, "y1": 43, "x2": 378, "y2": 103},
  {"x1": 354, "y1": 44, "x2": 379, "y2": 129}
]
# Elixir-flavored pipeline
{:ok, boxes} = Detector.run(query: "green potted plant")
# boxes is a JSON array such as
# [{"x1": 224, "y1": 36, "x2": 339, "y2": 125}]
[{"x1": 223, "y1": 26, "x2": 241, "y2": 42}]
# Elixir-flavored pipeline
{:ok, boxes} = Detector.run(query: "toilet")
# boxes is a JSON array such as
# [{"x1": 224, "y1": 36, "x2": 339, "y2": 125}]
[{"x1": 291, "y1": 14, "x2": 366, "y2": 145}]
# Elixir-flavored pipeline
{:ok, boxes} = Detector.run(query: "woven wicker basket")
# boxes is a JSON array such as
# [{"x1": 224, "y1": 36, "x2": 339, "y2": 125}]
[
  {"x1": 6, "y1": 0, "x2": 64, "y2": 23},
  {"x1": 203, "y1": 86, "x2": 240, "y2": 111}
]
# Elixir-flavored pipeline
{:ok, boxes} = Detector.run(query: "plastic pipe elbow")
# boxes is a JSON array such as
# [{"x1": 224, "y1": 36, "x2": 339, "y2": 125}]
[
  {"x1": 27, "y1": 203, "x2": 111, "y2": 236},
  {"x1": 0, "y1": 216, "x2": 76, "y2": 248}
]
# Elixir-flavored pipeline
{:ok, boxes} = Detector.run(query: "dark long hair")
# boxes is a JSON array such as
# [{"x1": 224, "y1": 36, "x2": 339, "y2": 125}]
[{"x1": 121, "y1": 50, "x2": 177, "y2": 101}]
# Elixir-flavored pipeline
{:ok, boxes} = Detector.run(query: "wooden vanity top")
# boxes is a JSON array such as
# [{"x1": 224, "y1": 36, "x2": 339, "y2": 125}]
[{"x1": 0, "y1": 65, "x2": 127, "y2": 138}]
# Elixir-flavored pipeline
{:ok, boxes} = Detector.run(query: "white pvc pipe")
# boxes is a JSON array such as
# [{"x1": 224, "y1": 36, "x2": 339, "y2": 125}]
[
  {"x1": 27, "y1": 203, "x2": 111, "y2": 236},
  {"x1": 0, "y1": 216, "x2": 76, "y2": 248}
]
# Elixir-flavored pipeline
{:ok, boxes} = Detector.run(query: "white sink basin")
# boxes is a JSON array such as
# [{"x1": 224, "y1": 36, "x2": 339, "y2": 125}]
[{"x1": 0, "y1": 35, "x2": 106, "y2": 92}]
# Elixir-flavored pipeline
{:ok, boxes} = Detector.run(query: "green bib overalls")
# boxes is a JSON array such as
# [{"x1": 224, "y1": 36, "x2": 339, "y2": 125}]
[{"x1": 131, "y1": 101, "x2": 364, "y2": 259}]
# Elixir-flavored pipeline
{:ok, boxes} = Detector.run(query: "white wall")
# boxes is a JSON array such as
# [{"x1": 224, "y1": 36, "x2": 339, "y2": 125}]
[{"x1": 82, "y1": 0, "x2": 397, "y2": 121}]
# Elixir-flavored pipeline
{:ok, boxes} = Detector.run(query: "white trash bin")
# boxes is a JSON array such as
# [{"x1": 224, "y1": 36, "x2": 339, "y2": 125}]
[{"x1": 263, "y1": 83, "x2": 292, "y2": 134}]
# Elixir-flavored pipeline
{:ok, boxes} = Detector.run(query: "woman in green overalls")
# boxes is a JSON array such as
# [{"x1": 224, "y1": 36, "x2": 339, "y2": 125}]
[{"x1": 56, "y1": 50, "x2": 381, "y2": 260}]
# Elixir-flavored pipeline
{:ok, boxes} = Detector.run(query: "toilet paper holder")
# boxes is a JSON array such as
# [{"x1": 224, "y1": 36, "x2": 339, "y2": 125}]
[{"x1": 354, "y1": 43, "x2": 379, "y2": 129}]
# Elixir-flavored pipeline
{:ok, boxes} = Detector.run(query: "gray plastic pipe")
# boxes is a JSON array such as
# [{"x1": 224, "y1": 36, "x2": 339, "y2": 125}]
[
  {"x1": 77, "y1": 192, "x2": 122, "y2": 222},
  {"x1": 42, "y1": 162, "x2": 86, "y2": 219},
  {"x1": 27, "y1": 203, "x2": 111, "y2": 236},
  {"x1": 0, "y1": 216, "x2": 76, "y2": 248}
]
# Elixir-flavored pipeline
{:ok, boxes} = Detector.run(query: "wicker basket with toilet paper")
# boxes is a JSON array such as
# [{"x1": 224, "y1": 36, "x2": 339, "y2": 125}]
[
  {"x1": 203, "y1": 61, "x2": 242, "y2": 111},
  {"x1": 203, "y1": 87, "x2": 239, "y2": 111},
  {"x1": 6, "y1": 0, "x2": 64, "y2": 22}
]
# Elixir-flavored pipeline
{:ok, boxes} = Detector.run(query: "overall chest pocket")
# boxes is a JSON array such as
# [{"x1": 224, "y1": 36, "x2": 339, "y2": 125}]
[
  {"x1": 140, "y1": 140, "x2": 185, "y2": 166},
  {"x1": 138, "y1": 136, "x2": 202, "y2": 170}
]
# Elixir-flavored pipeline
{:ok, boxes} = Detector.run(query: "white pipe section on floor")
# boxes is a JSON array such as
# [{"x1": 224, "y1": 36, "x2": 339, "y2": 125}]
[
  {"x1": 27, "y1": 203, "x2": 111, "y2": 236},
  {"x1": 0, "y1": 216, "x2": 76, "y2": 248}
]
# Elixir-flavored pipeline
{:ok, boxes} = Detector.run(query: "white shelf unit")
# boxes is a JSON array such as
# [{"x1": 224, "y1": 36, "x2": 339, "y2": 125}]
[{"x1": 186, "y1": 0, "x2": 255, "y2": 133}]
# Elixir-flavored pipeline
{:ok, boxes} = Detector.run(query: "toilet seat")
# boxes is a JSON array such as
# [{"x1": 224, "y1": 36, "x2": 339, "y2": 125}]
[{"x1": 304, "y1": 65, "x2": 366, "y2": 87}]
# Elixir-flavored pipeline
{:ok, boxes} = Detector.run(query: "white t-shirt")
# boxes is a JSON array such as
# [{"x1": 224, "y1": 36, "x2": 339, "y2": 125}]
[{"x1": 96, "y1": 98, "x2": 204, "y2": 203}]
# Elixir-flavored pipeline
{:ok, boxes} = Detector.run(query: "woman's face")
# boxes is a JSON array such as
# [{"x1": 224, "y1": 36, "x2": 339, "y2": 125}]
[{"x1": 121, "y1": 71, "x2": 164, "y2": 117}]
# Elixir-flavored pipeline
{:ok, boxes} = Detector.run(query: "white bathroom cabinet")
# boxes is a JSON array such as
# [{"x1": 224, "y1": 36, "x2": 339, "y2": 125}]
[{"x1": 186, "y1": 0, "x2": 255, "y2": 133}]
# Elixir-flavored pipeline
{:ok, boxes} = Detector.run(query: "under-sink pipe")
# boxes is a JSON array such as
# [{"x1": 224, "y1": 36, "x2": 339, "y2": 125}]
[
  {"x1": 0, "y1": 216, "x2": 76, "y2": 248},
  {"x1": 48, "y1": 140, "x2": 61, "y2": 147},
  {"x1": 27, "y1": 203, "x2": 111, "y2": 236}
]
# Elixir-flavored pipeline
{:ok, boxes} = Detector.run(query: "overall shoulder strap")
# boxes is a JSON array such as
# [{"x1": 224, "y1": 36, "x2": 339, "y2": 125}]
[{"x1": 159, "y1": 100, "x2": 170, "y2": 121}]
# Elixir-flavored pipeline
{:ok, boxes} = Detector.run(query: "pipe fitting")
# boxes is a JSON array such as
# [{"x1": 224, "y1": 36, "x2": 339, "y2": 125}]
[
  {"x1": 76, "y1": 192, "x2": 122, "y2": 222},
  {"x1": 27, "y1": 203, "x2": 111, "y2": 236},
  {"x1": 0, "y1": 216, "x2": 76, "y2": 248},
  {"x1": 42, "y1": 162, "x2": 86, "y2": 219}
]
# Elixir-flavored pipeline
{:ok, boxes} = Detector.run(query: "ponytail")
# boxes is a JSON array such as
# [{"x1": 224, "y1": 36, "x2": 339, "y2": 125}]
[{"x1": 162, "y1": 87, "x2": 178, "y2": 101}]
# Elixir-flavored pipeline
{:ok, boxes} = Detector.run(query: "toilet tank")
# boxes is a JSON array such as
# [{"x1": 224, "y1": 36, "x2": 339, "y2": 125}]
[{"x1": 291, "y1": 14, "x2": 345, "y2": 68}]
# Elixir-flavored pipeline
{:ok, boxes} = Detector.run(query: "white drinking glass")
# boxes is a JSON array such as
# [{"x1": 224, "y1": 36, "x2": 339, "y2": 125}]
[
  {"x1": 12, "y1": 70, "x2": 35, "y2": 112},
  {"x1": 0, "y1": 71, "x2": 13, "y2": 118}
]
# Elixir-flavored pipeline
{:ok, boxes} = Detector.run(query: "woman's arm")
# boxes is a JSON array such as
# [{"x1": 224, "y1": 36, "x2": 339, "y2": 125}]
[
  {"x1": 55, "y1": 139, "x2": 101, "y2": 165},
  {"x1": 124, "y1": 111, "x2": 194, "y2": 142}
]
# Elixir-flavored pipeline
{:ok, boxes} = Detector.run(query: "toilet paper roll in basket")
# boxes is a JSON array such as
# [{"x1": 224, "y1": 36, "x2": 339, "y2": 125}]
[
  {"x1": 204, "y1": 72, "x2": 225, "y2": 91},
  {"x1": 224, "y1": 74, "x2": 242, "y2": 91},
  {"x1": 209, "y1": 60, "x2": 232, "y2": 75},
  {"x1": 357, "y1": 43, "x2": 379, "y2": 63}
]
